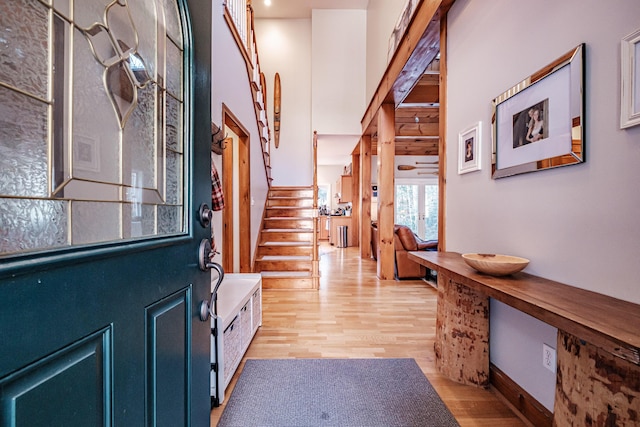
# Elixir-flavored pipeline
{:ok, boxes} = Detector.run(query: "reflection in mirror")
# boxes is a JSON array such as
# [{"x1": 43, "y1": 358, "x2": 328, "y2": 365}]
[{"x1": 492, "y1": 44, "x2": 584, "y2": 179}]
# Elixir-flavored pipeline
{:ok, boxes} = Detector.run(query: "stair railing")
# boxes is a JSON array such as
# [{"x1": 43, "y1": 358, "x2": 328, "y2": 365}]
[{"x1": 223, "y1": 0, "x2": 273, "y2": 187}]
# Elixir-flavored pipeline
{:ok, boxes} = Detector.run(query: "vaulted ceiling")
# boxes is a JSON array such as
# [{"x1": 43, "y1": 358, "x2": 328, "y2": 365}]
[{"x1": 253, "y1": 0, "x2": 446, "y2": 161}]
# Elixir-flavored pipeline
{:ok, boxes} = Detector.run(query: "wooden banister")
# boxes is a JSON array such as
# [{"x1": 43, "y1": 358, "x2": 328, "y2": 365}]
[{"x1": 223, "y1": 0, "x2": 273, "y2": 187}]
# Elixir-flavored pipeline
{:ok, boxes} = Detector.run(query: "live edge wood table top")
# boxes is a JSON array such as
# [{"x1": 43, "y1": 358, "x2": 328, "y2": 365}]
[{"x1": 408, "y1": 251, "x2": 640, "y2": 365}]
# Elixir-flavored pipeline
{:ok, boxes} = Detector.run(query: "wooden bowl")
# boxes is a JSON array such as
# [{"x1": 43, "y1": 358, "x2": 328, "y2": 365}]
[{"x1": 461, "y1": 253, "x2": 529, "y2": 276}]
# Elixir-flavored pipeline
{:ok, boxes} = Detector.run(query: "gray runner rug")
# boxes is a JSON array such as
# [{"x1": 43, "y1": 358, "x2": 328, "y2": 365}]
[{"x1": 217, "y1": 358, "x2": 460, "y2": 427}]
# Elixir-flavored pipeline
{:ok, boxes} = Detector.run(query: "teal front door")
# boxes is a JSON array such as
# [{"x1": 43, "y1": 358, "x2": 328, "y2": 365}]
[{"x1": 0, "y1": 0, "x2": 212, "y2": 425}]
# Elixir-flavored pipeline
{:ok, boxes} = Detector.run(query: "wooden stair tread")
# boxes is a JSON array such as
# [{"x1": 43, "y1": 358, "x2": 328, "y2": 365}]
[
  {"x1": 259, "y1": 242, "x2": 312, "y2": 246},
  {"x1": 260, "y1": 271, "x2": 313, "y2": 277},
  {"x1": 263, "y1": 228, "x2": 313, "y2": 232},
  {"x1": 258, "y1": 185, "x2": 319, "y2": 290},
  {"x1": 266, "y1": 206, "x2": 313, "y2": 210},
  {"x1": 257, "y1": 255, "x2": 311, "y2": 260}
]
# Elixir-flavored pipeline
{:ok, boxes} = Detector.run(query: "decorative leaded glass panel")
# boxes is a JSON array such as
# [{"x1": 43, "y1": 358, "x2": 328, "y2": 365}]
[
  {"x1": 129, "y1": 0, "x2": 158, "y2": 80},
  {"x1": 165, "y1": 150, "x2": 182, "y2": 205},
  {"x1": 158, "y1": 205, "x2": 182, "y2": 235},
  {"x1": 123, "y1": 84, "x2": 157, "y2": 189},
  {"x1": 166, "y1": 40, "x2": 183, "y2": 101},
  {"x1": 166, "y1": 94, "x2": 182, "y2": 152},
  {"x1": 0, "y1": 198, "x2": 68, "y2": 253},
  {"x1": 71, "y1": 202, "x2": 121, "y2": 245},
  {"x1": 123, "y1": 203, "x2": 156, "y2": 238},
  {"x1": 53, "y1": 0, "x2": 71, "y2": 21},
  {"x1": 0, "y1": 87, "x2": 48, "y2": 198},
  {"x1": 0, "y1": 0, "x2": 186, "y2": 257},
  {"x1": 74, "y1": 0, "x2": 112, "y2": 31},
  {"x1": 0, "y1": 0, "x2": 49, "y2": 100},
  {"x1": 72, "y1": 27, "x2": 121, "y2": 183},
  {"x1": 161, "y1": 0, "x2": 184, "y2": 49}
]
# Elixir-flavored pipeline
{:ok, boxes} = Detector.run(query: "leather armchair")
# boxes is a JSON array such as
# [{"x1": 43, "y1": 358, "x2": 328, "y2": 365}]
[{"x1": 371, "y1": 222, "x2": 437, "y2": 279}]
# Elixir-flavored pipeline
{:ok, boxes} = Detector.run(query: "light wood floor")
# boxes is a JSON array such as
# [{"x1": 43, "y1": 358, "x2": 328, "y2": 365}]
[{"x1": 210, "y1": 243, "x2": 526, "y2": 426}]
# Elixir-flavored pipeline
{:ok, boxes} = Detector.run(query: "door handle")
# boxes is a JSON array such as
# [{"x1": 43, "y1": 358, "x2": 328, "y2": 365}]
[{"x1": 198, "y1": 239, "x2": 224, "y2": 321}]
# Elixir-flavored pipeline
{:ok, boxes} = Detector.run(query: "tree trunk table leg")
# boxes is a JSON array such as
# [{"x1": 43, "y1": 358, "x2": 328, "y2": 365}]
[
  {"x1": 434, "y1": 273, "x2": 490, "y2": 387},
  {"x1": 554, "y1": 330, "x2": 640, "y2": 426}
]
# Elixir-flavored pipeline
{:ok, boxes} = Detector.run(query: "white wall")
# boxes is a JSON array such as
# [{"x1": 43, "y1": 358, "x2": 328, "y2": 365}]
[
  {"x1": 446, "y1": 0, "x2": 640, "y2": 411},
  {"x1": 312, "y1": 9, "x2": 367, "y2": 135},
  {"x1": 211, "y1": 0, "x2": 269, "y2": 269},
  {"x1": 255, "y1": 10, "x2": 367, "y2": 185},
  {"x1": 255, "y1": 19, "x2": 313, "y2": 186},
  {"x1": 365, "y1": 0, "x2": 407, "y2": 103}
]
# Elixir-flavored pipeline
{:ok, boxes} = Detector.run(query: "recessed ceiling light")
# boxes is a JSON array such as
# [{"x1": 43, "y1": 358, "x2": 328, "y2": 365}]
[{"x1": 264, "y1": 0, "x2": 271, "y2": 6}]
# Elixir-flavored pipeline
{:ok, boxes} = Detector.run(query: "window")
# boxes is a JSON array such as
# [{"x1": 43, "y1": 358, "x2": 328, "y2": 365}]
[{"x1": 395, "y1": 183, "x2": 438, "y2": 240}]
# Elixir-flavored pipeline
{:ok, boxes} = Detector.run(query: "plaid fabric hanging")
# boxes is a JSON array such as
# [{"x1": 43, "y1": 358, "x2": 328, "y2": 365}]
[{"x1": 211, "y1": 154, "x2": 225, "y2": 211}]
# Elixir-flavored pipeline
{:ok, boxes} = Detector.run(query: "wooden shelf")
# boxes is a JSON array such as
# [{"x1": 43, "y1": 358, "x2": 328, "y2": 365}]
[
  {"x1": 408, "y1": 251, "x2": 640, "y2": 362},
  {"x1": 408, "y1": 251, "x2": 640, "y2": 426}
]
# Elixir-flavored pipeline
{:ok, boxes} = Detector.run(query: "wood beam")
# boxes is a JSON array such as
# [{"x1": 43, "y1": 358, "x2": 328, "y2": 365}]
[
  {"x1": 361, "y1": 0, "x2": 452, "y2": 134},
  {"x1": 371, "y1": 138, "x2": 439, "y2": 156},
  {"x1": 377, "y1": 103, "x2": 395, "y2": 280},
  {"x1": 351, "y1": 153, "x2": 360, "y2": 248},
  {"x1": 359, "y1": 135, "x2": 372, "y2": 260}
]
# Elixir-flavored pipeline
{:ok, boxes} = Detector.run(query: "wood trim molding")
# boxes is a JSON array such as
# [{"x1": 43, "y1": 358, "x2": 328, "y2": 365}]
[
  {"x1": 490, "y1": 364, "x2": 552, "y2": 427},
  {"x1": 221, "y1": 134, "x2": 234, "y2": 273},
  {"x1": 222, "y1": 104, "x2": 252, "y2": 273},
  {"x1": 437, "y1": 14, "x2": 447, "y2": 252}
]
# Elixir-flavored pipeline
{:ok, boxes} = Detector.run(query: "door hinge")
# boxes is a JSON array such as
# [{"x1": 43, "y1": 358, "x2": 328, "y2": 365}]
[{"x1": 211, "y1": 362, "x2": 217, "y2": 373}]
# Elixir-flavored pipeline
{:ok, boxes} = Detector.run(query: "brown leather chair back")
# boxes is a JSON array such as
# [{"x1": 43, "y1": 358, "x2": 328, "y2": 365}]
[{"x1": 395, "y1": 225, "x2": 418, "y2": 251}]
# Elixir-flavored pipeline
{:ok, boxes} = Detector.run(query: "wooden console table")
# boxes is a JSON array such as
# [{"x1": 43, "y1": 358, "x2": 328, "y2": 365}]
[{"x1": 408, "y1": 251, "x2": 640, "y2": 426}]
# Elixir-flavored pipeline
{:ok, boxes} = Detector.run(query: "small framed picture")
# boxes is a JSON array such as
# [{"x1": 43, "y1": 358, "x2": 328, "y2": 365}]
[
  {"x1": 621, "y1": 28, "x2": 640, "y2": 129},
  {"x1": 492, "y1": 44, "x2": 584, "y2": 178},
  {"x1": 458, "y1": 121, "x2": 481, "y2": 174}
]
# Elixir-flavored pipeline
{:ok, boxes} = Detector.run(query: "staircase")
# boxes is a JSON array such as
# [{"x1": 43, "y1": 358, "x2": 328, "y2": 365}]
[{"x1": 255, "y1": 186, "x2": 319, "y2": 290}]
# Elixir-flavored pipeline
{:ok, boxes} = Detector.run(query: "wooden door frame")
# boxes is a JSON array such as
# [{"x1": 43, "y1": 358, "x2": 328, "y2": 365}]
[{"x1": 221, "y1": 104, "x2": 251, "y2": 272}]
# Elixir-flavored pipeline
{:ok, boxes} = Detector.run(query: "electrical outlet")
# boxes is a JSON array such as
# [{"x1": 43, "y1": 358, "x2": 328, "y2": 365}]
[{"x1": 543, "y1": 343, "x2": 556, "y2": 373}]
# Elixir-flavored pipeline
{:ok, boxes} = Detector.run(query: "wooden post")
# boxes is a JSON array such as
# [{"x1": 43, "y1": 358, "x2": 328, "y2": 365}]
[
  {"x1": 377, "y1": 103, "x2": 395, "y2": 280},
  {"x1": 360, "y1": 135, "x2": 372, "y2": 260},
  {"x1": 351, "y1": 152, "x2": 360, "y2": 248},
  {"x1": 554, "y1": 330, "x2": 640, "y2": 426},
  {"x1": 437, "y1": 14, "x2": 447, "y2": 251},
  {"x1": 434, "y1": 273, "x2": 490, "y2": 387}
]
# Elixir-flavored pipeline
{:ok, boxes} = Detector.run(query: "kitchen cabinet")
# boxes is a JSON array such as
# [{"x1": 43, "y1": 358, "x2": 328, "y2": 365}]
[
  {"x1": 329, "y1": 216, "x2": 353, "y2": 247},
  {"x1": 336, "y1": 175, "x2": 352, "y2": 203},
  {"x1": 319, "y1": 216, "x2": 329, "y2": 240}
]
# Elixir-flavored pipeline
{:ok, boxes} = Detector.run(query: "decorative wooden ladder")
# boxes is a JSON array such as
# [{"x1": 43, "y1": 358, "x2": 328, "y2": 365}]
[{"x1": 255, "y1": 186, "x2": 320, "y2": 290}]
